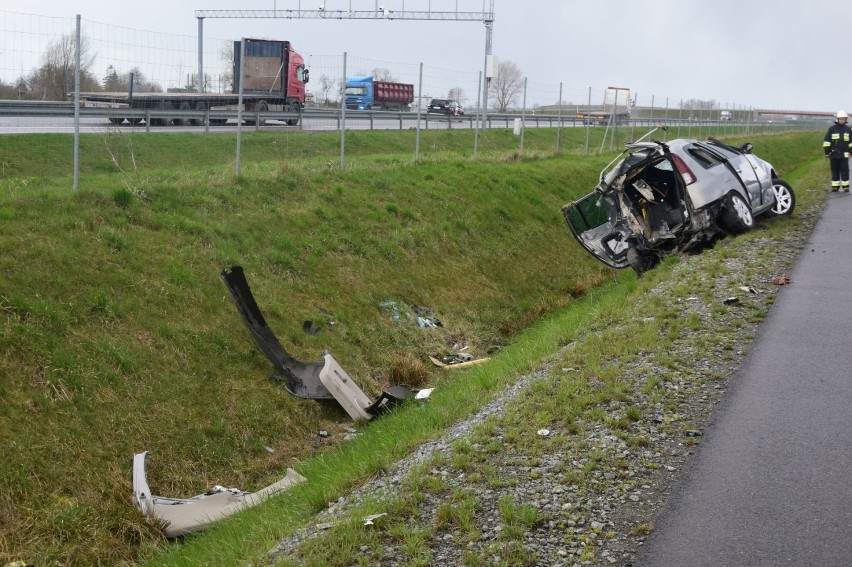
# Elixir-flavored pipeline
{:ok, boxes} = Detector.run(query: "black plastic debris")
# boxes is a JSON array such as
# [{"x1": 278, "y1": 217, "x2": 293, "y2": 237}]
[
  {"x1": 221, "y1": 265, "x2": 334, "y2": 400},
  {"x1": 221, "y1": 266, "x2": 413, "y2": 420},
  {"x1": 302, "y1": 320, "x2": 321, "y2": 335}
]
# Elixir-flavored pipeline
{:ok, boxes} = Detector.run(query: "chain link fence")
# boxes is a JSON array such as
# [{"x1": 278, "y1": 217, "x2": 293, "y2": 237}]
[{"x1": 0, "y1": 9, "x2": 826, "y2": 189}]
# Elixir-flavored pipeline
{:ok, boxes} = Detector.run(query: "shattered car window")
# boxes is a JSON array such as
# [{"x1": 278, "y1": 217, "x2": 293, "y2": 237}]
[
  {"x1": 566, "y1": 193, "x2": 609, "y2": 233},
  {"x1": 653, "y1": 160, "x2": 673, "y2": 172}
]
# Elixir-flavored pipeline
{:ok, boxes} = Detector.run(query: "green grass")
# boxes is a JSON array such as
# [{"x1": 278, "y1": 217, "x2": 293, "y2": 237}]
[{"x1": 0, "y1": 127, "x2": 824, "y2": 566}]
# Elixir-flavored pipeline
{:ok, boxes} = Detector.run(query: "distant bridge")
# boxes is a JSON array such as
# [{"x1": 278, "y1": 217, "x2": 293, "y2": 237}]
[{"x1": 754, "y1": 109, "x2": 834, "y2": 120}]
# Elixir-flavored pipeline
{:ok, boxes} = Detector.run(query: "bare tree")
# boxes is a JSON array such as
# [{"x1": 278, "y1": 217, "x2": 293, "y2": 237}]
[
  {"x1": 489, "y1": 60, "x2": 523, "y2": 112},
  {"x1": 681, "y1": 98, "x2": 718, "y2": 110},
  {"x1": 218, "y1": 41, "x2": 235, "y2": 92},
  {"x1": 371, "y1": 67, "x2": 397, "y2": 82},
  {"x1": 318, "y1": 74, "x2": 337, "y2": 105},
  {"x1": 447, "y1": 87, "x2": 466, "y2": 104},
  {"x1": 27, "y1": 31, "x2": 98, "y2": 100},
  {"x1": 183, "y1": 72, "x2": 212, "y2": 93},
  {"x1": 0, "y1": 79, "x2": 20, "y2": 99},
  {"x1": 129, "y1": 68, "x2": 162, "y2": 93}
]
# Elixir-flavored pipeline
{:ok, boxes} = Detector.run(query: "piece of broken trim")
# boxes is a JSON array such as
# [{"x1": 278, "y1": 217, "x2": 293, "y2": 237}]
[
  {"x1": 316, "y1": 512, "x2": 388, "y2": 531},
  {"x1": 221, "y1": 265, "x2": 412, "y2": 421},
  {"x1": 429, "y1": 355, "x2": 491, "y2": 369},
  {"x1": 415, "y1": 388, "x2": 434, "y2": 400},
  {"x1": 132, "y1": 451, "x2": 306, "y2": 538}
]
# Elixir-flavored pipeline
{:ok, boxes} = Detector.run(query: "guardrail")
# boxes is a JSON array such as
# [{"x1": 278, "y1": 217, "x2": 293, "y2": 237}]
[
  {"x1": 0, "y1": 100, "x2": 824, "y2": 134},
  {"x1": 0, "y1": 101, "x2": 574, "y2": 128}
]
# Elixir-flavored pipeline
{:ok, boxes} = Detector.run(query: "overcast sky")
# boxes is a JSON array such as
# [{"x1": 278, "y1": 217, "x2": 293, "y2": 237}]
[{"x1": 1, "y1": 0, "x2": 847, "y2": 112}]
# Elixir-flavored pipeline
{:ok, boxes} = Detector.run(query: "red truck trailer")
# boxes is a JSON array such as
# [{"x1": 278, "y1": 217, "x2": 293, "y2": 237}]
[
  {"x1": 344, "y1": 76, "x2": 414, "y2": 111},
  {"x1": 79, "y1": 38, "x2": 309, "y2": 126}
]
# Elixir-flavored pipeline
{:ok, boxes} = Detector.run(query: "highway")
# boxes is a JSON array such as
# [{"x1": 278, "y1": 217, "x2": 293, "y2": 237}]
[
  {"x1": 0, "y1": 100, "x2": 816, "y2": 135},
  {"x1": 0, "y1": 102, "x2": 579, "y2": 134}
]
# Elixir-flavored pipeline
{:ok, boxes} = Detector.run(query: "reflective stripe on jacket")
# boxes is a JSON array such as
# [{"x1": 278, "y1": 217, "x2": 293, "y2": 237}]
[{"x1": 824, "y1": 122, "x2": 852, "y2": 158}]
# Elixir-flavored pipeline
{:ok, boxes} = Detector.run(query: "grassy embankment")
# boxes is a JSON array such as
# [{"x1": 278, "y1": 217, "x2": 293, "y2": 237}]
[{"x1": 0, "y1": 126, "x2": 823, "y2": 566}]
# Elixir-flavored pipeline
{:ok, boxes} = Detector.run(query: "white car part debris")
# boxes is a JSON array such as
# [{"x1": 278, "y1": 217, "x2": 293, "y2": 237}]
[
  {"x1": 317, "y1": 353, "x2": 373, "y2": 421},
  {"x1": 362, "y1": 512, "x2": 387, "y2": 525},
  {"x1": 132, "y1": 451, "x2": 306, "y2": 538},
  {"x1": 316, "y1": 512, "x2": 388, "y2": 531},
  {"x1": 415, "y1": 388, "x2": 434, "y2": 400},
  {"x1": 429, "y1": 355, "x2": 490, "y2": 369}
]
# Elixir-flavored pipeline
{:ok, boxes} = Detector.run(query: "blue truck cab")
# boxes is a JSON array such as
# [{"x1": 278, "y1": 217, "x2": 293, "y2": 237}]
[{"x1": 345, "y1": 76, "x2": 376, "y2": 110}]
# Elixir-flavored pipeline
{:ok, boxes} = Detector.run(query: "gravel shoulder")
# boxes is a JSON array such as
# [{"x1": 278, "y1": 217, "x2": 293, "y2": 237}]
[{"x1": 264, "y1": 191, "x2": 823, "y2": 567}]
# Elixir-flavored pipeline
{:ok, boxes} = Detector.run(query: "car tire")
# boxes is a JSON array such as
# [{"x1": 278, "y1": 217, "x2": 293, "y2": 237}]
[
  {"x1": 718, "y1": 192, "x2": 755, "y2": 235},
  {"x1": 764, "y1": 179, "x2": 796, "y2": 217},
  {"x1": 627, "y1": 246, "x2": 659, "y2": 276},
  {"x1": 287, "y1": 101, "x2": 301, "y2": 126}
]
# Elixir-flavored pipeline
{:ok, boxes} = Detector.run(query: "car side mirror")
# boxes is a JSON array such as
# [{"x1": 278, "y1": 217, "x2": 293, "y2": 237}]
[{"x1": 740, "y1": 143, "x2": 753, "y2": 154}]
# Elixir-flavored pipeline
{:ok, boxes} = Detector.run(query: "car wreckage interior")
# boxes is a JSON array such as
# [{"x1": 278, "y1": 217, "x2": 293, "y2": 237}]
[{"x1": 618, "y1": 154, "x2": 687, "y2": 243}]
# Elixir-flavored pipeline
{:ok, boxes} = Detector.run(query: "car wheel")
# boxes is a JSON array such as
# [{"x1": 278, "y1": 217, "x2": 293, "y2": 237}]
[
  {"x1": 627, "y1": 246, "x2": 659, "y2": 276},
  {"x1": 764, "y1": 179, "x2": 796, "y2": 217},
  {"x1": 718, "y1": 192, "x2": 755, "y2": 235}
]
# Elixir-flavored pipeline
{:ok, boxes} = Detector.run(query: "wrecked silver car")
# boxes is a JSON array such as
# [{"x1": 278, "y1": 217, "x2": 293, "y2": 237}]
[{"x1": 563, "y1": 136, "x2": 796, "y2": 274}]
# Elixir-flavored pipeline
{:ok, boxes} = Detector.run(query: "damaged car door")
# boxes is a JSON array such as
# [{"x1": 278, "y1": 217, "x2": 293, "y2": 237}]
[
  {"x1": 697, "y1": 140, "x2": 767, "y2": 210},
  {"x1": 564, "y1": 188, "x2": 630, "y2": 269}
]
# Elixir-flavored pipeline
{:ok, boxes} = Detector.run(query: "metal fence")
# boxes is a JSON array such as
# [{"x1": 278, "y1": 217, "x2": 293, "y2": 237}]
[{"x1": 0, "y1": 9, "x2": 826, "y2": 189}]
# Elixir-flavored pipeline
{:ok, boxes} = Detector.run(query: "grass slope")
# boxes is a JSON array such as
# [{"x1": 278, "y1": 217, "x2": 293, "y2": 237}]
[{"x1": 0, "y1": 128, "x2": 822, "y2": 566}]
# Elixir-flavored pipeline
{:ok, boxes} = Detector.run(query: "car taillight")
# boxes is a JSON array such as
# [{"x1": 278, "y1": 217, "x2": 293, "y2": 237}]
[{"x1": 672, "y1": 154, "x2": 697, "y2": 185}]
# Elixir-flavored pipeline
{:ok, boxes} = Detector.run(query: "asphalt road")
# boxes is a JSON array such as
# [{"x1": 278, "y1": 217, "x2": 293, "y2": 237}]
[
  {"x1": 635, "y1": 190, "x2": 852, "y2": 566},
  {"x1": 0, "y1": 114, "x2": 476, "y2": 134}
]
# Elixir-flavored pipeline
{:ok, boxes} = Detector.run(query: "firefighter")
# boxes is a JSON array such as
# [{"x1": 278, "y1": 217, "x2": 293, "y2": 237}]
[{"x1": 823, "y1": 110, "x2": 852, "y2": 192}]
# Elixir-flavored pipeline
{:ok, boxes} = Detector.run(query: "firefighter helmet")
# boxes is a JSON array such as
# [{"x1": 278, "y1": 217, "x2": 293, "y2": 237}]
[{"x1": 837, "y1": 110, "x2": 848, "y2": 119}]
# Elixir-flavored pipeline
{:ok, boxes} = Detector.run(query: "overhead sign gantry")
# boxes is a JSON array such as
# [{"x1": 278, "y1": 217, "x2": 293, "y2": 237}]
[{"x1": 194, "y1": 1, "x2": 496, "y2": 106}]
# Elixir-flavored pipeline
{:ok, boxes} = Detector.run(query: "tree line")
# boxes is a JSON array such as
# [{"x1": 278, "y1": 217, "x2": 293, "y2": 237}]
[
  {"x1": 0, "y1": 32, "x2": 165, "y2": 101},
  {"x1": 1, "y1": 30, "x2": 529, "y2": 112}
]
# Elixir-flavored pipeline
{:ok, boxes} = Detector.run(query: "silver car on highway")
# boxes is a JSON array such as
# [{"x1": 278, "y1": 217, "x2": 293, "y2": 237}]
[{"x1": 562, "y1": 136, "x2": 796, "y2": 274}]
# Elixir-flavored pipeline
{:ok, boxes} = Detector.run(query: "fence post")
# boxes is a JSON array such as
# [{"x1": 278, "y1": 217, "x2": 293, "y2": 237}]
[
  {"x1": 235, "y1": 38, "x2": 245, "y2": 177},
  {"x1": 584, "y1": 87, "x2": 591, "y2": 154},
  {"x1": 631, "y1": 92, "x2": 637, "y2": 142},
  {"x1": 474, "y1": 71, "x2": 482, "y2": 157},
  {"x1": 556, "y1": 81, "x2": 562, "y2": 153},
  {"x1": 416, "y1": 62, "x2": 423, "y2": 160},
  {"x1": 520, "y1": 77, "x2": 527, "y2": 150},
  {"x1": 73, "y1": 14, "x2": 81, "y2": 191},
  {"x1": 340, "y1": 52, "x2": 347, "y2": 170}
]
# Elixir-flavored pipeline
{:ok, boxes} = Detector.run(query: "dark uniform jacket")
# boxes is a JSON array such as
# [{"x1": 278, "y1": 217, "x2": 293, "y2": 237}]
[{"x1": 824, "y1": 122, "x2": 852, "y2": 158}]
